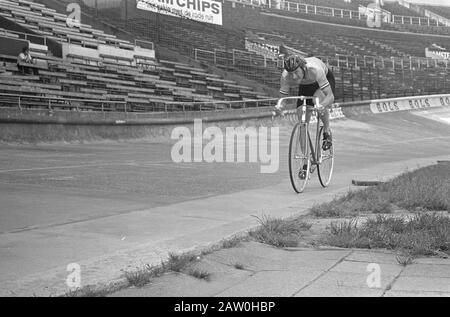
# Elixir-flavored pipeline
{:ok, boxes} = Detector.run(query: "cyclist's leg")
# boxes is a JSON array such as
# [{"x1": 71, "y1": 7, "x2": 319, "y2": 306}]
[
  {"x1": 313, "y1": 88, "x2": 333, "y2": 151},
  {"x1": 297, "y1": 83, "x2": 319, "y2": 153},
  {"x1": 317, "y1": 70, "x2": 336, "y2": 150},
  {"x1": 325, "y1": 70, "x2": 336, "y2": 146},
  {"x1": 297, "y1": 84, "x2": 316, "y2": 171},
  {"x1": 313, "y1": 89, "x2": 331, "y2": 134}
]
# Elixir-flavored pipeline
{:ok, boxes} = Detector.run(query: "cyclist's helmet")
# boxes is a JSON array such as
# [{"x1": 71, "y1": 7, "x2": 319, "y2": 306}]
[{"x1": 283, "y1": 54, "x2": 306, "y2": 73}]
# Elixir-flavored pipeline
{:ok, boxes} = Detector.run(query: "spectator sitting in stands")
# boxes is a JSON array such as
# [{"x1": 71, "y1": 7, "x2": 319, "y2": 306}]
[{"x1": 17, "y1": 47, "x2": 38, "y2": 75}]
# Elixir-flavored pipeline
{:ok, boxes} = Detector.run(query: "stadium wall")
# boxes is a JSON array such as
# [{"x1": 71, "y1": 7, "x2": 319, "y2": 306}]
[
  {"x1": 2, "y1": 94, "x2": 450, "y2": 143},
  {"x1": 0, "y1": 106, "x2": 275, "y2": 143}
]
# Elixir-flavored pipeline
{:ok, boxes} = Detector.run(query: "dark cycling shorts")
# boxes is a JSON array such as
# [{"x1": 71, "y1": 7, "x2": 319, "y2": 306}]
[{"x1": 297, "y1": 70, "x2": 336, "y2": 107}]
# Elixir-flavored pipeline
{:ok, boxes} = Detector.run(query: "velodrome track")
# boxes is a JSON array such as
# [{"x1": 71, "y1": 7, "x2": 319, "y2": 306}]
[{"x1": 1, "y1": 101, "x2": 450, "y2": 296}]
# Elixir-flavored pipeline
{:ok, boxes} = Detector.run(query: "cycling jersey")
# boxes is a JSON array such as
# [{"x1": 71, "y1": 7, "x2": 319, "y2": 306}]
[{"x1": 280, "y1": 57, "x2": 330, "y2": 95}]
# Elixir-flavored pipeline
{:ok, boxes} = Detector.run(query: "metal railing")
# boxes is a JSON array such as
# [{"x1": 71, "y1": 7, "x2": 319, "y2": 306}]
[
  {"x1": 0, "y1": 93, "x2": 128, "y2": 112},
  {"x1": 194, "y1": 46, "x2": 449, "y2": 71},
  {"x1": 0, "y1": 27, "x2": 51, "y2": 46},
  {"x1": 163, "y1": 98, "x2": 279, "y2": 112},
  {"x1": 230, "y1": 0, "x2": 448, "y2": 27},
  {"x1": 320, "y1": 54, "x2": 449, "y2": 70},
  {"x1": 0, "y1": 92, "x2": 279, "y2": 113}
]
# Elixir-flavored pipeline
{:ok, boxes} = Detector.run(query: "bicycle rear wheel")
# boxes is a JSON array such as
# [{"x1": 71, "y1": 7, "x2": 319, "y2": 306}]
[
  {"x1": 289, "y1": 123, "x2": 311, "y2": 193},
  {"x1": 317, "y1": 127, "x2": 334, "y2": 188}
]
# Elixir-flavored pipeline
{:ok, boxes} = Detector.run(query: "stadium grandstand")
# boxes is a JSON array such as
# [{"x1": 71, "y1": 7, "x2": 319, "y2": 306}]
[
  {"x1": 0, "y1": 0, "x2": 449, "y2": 110},
  {"x1": 422, "y1": 5, "x2": 450, "y2": 20},
  {"x1": 0, "y1": 0, "x2": 271, "y2": 113}
]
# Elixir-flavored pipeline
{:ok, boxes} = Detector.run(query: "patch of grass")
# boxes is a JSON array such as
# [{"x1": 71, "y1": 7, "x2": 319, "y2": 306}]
[
  {"x1": 234, "y1": 262, "x2": 245, "y2": 270},
  {"x1": 124, "y1": 252, "x2": 201, "y2": 288},
  {"x1": 322, "y1": 213, "x2": 450, "y2": 257},
  {"x1": 311, "y1": 191, "x2": 393, "y2": 218},
  {"x1": 311, "y1": 164, "x2": 450, "y2": 218},
  {"x1": 249, "y1": 215, "x2": 312, "y2": 248},
  {"x1": 221, "y1": 236, "x2": 243, "y2": 249},
  {"x1": 63, "y1": 285, "x2": 111, "y2": 297},
  {"x1": 123, "y1": 264, "x2": 165, "y2": 288},
  {"x1": 63, "y1": 250, "x2": 209, "y2": 296},
  {"x1": 187, "y1": 268, "x2": 211, "y2": 281},
  {"x1": 164, "y1": 252, "x2": 199, "y2": 273},
  {"x1": 396, "y1": 250, "x2": 414, "y2": 266}
]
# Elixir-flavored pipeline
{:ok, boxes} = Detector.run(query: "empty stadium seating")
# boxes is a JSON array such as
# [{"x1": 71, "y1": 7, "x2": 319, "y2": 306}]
[
  {"x1": 0, "y1": 0, "x2": 271, "y2": 111},
  {"x1": 0, "y1": 0, "x2": 449, "y2": 111},
  {"x1": 0, "y1": 0, "x2": 133, "y2": 49},
  {"x1": 382, "y1": 1, "x2": 424, "y2": 18},
  {"x1": 293, "y1": 0, "x2": 377, "y2": 11},
  {"x1": 422, "y1": 5, "x2": 450, "y2": 20},
  {"x1": 255, "y1": 0, "x2": 450, "y2": 35},
  {"x1": 0, "y1": 46, "x2": 270, "y2": 111}
]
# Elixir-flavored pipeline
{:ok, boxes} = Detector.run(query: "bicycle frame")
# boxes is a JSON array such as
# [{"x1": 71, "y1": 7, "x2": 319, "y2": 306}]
[{"x1": 276, "y1": 96, "x2": 324, "y2": 165}]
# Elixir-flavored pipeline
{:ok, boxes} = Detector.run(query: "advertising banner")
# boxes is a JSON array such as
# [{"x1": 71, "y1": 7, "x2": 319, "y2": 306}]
[
  {"x1": 370, "y1": 94, "x2": 450, "y2": 114},
  {"x1": 358, "y1": 5, "x2": 391, "y2": 23},
  {"x1": 136, "y1": 0, "x2": 222, "y2": 26},
  {"x1": 425, "y1": 47, "x2": 450, "y2": 60},
  {"x1": 244, "y1": 38, "x2": 280, "y2": 61}
]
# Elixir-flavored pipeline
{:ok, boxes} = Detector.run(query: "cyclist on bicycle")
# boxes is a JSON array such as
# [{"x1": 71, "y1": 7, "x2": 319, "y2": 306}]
[{"x1": 277, "y1": 54, "x2": 335, "y2": 151}]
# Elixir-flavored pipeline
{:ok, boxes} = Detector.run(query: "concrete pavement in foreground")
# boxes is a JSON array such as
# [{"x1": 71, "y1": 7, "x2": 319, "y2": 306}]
[
  {"x1": 1, "y1": 108, "x2": 450, "y2": 296},
  {"x1": 112, "y1": 242, "x2": 450, "y2": 297}
]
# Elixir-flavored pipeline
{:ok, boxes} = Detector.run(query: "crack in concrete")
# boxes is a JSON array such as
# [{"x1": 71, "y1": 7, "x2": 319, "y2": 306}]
[
  {"x1": 381, "y1": 265, "x2": 407, "y2": 297},
  {"x1": 290, "y1": 249, "x2": 354, "y2": 297}
]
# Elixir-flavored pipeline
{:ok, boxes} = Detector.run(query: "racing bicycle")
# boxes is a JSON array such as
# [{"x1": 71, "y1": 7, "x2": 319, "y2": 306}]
[{"x1": 274, "y1": 96, "x2": 335, "y2": 193}]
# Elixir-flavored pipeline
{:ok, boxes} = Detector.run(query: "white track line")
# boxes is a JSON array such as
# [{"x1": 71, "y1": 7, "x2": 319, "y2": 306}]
[{"x1": 0, "y1": 162, "x2": 172, "y2": 173}]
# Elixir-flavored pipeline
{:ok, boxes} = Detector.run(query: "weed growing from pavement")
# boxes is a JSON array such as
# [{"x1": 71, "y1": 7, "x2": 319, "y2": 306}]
[
  {"x1": 64, "y1": 252, "x2": 208, "y2": 296},
  {"x1": 124, "y1": 264, "x2": 165, "y2": 288},
  {"x1": 165, "y1": 253, "x2": 213, "y2": 281},
  {"x1": 322, "y1": 213, "x2": 450, "y2": 257},
  {"x1": 187, "y1": 268, "x2": 211, "y2": 281},
  {"x1": 234, "y1": 262, "x2": 245, "y2": 270},
  {"x1": 396, "y1": 250, "x2": 414, "y2": 266},
  {"x1": 121, "y1": 235, "x2": 250, "y2": 293},
  {"x1": 310, "y1": 164, "x2": 450, "y2": 218},
  {"x1": 63, "y1": 284, "x2": 119, "y2": 297},
  {"x1": 221, "y1": 236, "x2": 244, "y2": 249},
  {"x1": 249, "y1": 215, "x2": 312, "y2": 248},
  {"x1": 165, "y1": 252, "x2": 199, "y2": 272}
]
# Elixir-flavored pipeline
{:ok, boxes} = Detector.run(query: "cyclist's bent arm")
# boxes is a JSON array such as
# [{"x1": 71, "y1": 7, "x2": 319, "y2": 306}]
[
  {"x1": 320, "y1": 85, "x2": 334, "y2": 108},
  {"x1": 279, "y1": 75, "x2": 292, "y2": 98},
  {"x1": 278, "y1": 73, "x2": 297, "y2": 107}
]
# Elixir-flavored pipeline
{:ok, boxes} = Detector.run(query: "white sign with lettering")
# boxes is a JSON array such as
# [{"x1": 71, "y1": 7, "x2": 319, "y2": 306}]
[
  {"x1": 370, "y1": 94, "x2": 450, "y2": 114},
  {"x1": 137, "y1": 0, "x2": 222, "y2": 26}
]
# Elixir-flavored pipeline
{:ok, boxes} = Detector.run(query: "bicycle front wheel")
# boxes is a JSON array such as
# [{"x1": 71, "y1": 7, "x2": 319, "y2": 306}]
[
  {"x1": 289, "y1": 123, "x2": 311, "y2": 193},
  {"x1": 317, "y1": 127, "x2": 335, "y2": 188}
]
